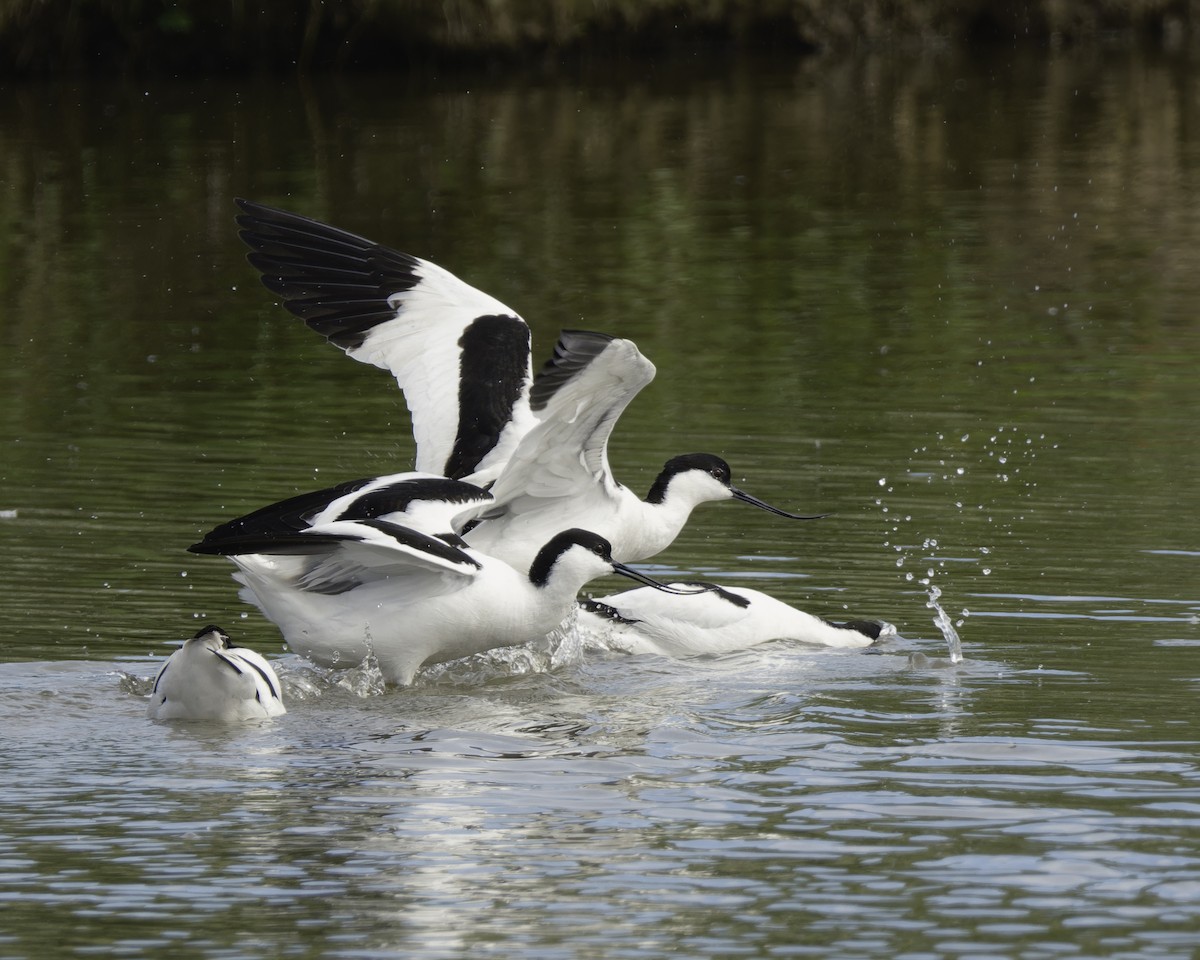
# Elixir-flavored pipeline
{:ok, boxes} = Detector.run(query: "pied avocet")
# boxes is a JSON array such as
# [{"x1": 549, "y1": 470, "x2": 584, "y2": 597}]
[
  {"x1": 577, "y1": 582, "x2": 889, "y2": 658},
  {"x1": 189, "y1": 518, "x2": 700, "y2": 686},
  {"x1": 147, "y1": 625, "x2": 286, "y2": 721},
  {"x1": 233, "y1": 201, "x2": 823, "y2": 568}
]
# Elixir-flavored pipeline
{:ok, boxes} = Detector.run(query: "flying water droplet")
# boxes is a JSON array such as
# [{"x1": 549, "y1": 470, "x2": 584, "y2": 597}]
[{"x1": 925, "y1": 582, "x2": 963, "y2": 664}]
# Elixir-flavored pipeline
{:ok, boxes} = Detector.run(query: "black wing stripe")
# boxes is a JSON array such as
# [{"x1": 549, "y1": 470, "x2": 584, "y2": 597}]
[
  {"x1": 446, "y1": 314, "x2": 530, "y2": 479},
  {"x1": 189, "y1": 476, "x2": 489, "y2": 556},
  {"x1": 151, "y1": 662, "x2": 170, "y2": 695},
  {"x1": 354, "y1": 518, "x2": 483, "y2": 570},
  {"x1": 189, "y1": 533, "x2": 352, "y2": 556},
  {"x1": 189, "y1": 477, "x2": 377, "y2": 551},
  {"x1": 233, "y1": 651, "x2": 284, "y2": 700},
  {"x1": 213, "y1": 650, "x2": 246, "y2": 676}
]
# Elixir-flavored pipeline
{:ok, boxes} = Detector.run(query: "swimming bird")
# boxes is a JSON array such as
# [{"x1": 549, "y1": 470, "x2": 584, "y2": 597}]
[
  {"x1": 189, "y1": 519, "x2": 701, "y2": 686},
  {"x1": 147, "y1": 625, "x2": 286, "y2": 721},
  {"x1": 233, "y1": 201, "x2": 824, "y2": 564},
  {"x1": 577, "y1": 582, "x2": 888, "y2": 658}
]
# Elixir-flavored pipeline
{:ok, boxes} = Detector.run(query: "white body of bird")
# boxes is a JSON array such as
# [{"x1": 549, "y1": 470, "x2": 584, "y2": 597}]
[
  {"x1": 195, "y1": 520, "x2": 693, "y2": 686},
  {"x1": 147, "y1": 625, "x2": 286, "y2": 721},
  {"x1": 577, "y1": 582, "x2": 886, "y2": 658},
  {"x1": 461, "y1": 446, "x2": 811, "y2": 570}
]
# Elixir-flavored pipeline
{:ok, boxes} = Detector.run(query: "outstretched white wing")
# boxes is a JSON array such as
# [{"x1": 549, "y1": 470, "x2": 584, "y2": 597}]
[
  {"x1": 235, "y1": 199, "x2": 536, "y2": 480},
  {"x1": 461, "y1": 331, "x2": 655, "y2": 556}
]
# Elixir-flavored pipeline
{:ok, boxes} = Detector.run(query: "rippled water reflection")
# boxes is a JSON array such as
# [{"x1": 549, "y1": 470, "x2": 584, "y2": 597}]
[
  {"x1": 4, "y1": 645, "x2": 1199, "y2": 958},
  {"x1": 2, "y1": 45, "x2": 1199, "y2": 959}
]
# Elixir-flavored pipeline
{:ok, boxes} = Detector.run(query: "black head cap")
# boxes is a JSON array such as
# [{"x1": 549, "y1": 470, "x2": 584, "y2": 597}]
[
  {"x1": 528, "y1": 528, "x2": 614, "y2": 585},
  {"x1": 646, "y1": 453, "x2": 731, "y2": 503},
  {"x1": 192, "y1": 625, "x2": 231, "y2": 646}
]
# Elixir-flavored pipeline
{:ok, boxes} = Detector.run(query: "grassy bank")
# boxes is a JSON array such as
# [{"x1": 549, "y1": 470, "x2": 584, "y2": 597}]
[{"x1": 0, "y1": 0, "x2": 1191, "y2": 76}]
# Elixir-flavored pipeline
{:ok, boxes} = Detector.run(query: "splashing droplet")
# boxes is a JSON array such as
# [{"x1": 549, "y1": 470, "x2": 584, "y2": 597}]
[{"x1": 925, "y1": 583, "x2": 963, "y2": 663}]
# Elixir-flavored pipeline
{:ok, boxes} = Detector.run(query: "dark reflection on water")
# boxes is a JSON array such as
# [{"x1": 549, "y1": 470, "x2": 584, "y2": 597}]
[{"x1": 2, "y1": 46, "x2": 1200, "y2": 960}]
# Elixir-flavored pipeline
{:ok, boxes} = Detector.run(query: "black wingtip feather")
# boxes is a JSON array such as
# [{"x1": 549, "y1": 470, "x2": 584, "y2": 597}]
[
  {"x1": 189, "y1": 475, "x2": 490, "y2": 558},
  {"x1": 530, "y1": 329, "x2": 616, "y2": 412},
  {"x1": 234, "y1": 198, "x2": 424, "y2": 352},
  {"x1": 188, "y1": 533, "x2": 350, "y2": 556}
]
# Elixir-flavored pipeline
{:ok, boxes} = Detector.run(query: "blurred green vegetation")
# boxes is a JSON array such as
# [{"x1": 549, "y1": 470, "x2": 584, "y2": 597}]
[
  {"x1": 3, "y1": 44, "x2": 1198, "y2": 498},
  {"x1": 0, "y1": 0, "x2": 1192, "y2": 76}
]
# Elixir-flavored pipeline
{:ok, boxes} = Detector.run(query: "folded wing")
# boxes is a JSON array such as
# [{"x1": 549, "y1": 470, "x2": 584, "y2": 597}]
[{"x1": 189, "y1": 472, "x2": 490, "y2": 556}]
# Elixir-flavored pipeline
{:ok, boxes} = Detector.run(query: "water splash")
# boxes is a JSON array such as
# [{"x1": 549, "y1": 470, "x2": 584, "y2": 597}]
[
  {"x1": 418, "y1": 623, "x2": 585, "y2": 685},
  {"x1": 877, "y1": 424, "x2": 1053, "y2": 662},
  {"x1": 922, "y1": 581, "x2": 963, "y2": 663},
  {"x1": 334, "y1": 654, "x2": 387, "y2": 697}
]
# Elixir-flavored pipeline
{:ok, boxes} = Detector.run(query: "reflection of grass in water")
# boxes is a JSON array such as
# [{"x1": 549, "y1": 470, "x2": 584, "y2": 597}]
[{"x1": 0, "y1": 1, "x2": 1189, "y2": 75}]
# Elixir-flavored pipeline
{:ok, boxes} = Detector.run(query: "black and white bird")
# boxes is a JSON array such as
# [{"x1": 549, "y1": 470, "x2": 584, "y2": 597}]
[
  {"x1": 233, "y1": 200, "x2": 823, "y2": 567},
  {"x1": 577, "y1": 582, "x2": 889, "y2": 658},
  {"x1": 147, "y1": 625, "x2": 286, "y2": 721},
  {"x1": 189, "y1": 518, "x2": 702, "y2": 686},
  {"x1": 455, "y1": 331, "x2": 821, "y2": 571}
]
